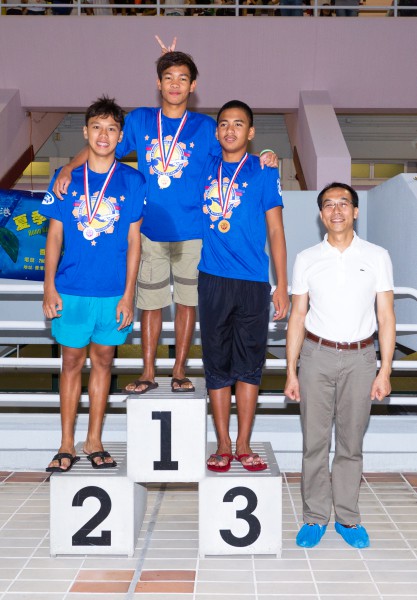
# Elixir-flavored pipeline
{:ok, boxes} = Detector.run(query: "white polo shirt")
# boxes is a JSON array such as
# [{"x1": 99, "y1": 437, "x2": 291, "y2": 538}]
[{"x1": 291, "y1": 233, "x2": 394, "y2": 343}]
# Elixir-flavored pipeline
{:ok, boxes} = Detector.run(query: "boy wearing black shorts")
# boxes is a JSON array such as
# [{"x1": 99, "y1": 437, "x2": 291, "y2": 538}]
[{"x1": 198, "y1": 100, "x2": 289, "y2": 472}]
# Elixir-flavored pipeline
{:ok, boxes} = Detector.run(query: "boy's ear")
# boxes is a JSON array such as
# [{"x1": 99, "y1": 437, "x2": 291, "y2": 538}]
[
  {"x1": 215, "y1": 128, "x2": 219, "y2": 140},
  {"x1": 157, "y1": 78, "x2": 162, "y2": 92},
  {"x1": 248, "y1": 126, "x2": 255, "y2": 141},
  {"x1": 83, "y1": 126, "x2": 88, "y2": 140},
  {"x1": 118, "y1": 130, "x2": 123, "y2": 143}
]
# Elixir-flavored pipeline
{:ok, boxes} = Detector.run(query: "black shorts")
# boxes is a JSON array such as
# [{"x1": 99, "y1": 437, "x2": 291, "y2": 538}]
[{"x1": 198, "y1": 271, "x2": 271, "y2": 390}]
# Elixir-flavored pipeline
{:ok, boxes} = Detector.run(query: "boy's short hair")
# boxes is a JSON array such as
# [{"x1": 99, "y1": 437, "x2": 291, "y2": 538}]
[
  {"x1": 317, "y1": 182, "x2": 359, "y2": 210},
  {"x1": 217, "y1": 100, "x2": 254, "y2": 128},
  {"x1": 156, "y1": 51, "x2": 199, "y2": 83},
  {"x1": 85, "y1": 95, "x2": 125, "y2": 130}
]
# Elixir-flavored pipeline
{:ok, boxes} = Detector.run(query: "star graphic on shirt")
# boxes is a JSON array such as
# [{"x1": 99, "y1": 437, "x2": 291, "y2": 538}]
[
  {"x1": 242, "y1": 182, "x2": 248, "y2": 188},
  {"x1": 72, "y1": 191, "x2": 77, "y2": 197},
  {"x1": 120, "y1": 196, "x2": 125, "y2": 201},
  {"x1": 210, "y1": 224, "x2": 214, "y2": 229},
  {"x1": 91, "y1": 240, "x2": 97, "y2": 246},
  {"x1": 190, "y1": 142, "x2": 195, "y2": 148},
  {"x1": 145, "y1": 135, "x2": 149, "y2": 141}
]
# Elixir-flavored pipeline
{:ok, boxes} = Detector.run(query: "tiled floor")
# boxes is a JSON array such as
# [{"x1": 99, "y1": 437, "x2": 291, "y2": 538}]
[{"x1": 0, "y1": 471, "x2": 416, "y2": 599}]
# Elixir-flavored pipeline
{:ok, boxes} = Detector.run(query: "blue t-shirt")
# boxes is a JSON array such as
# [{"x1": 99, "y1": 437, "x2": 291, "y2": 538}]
[
  {"x1": 116, "y1": 107, "x2": 220, "y2": 243},
  {"x1": 198, "y1": 154, "x2": 283, "y2": 283},
  {"x1": 40, "y1": 162, "x2": 145, "y2": 297}
]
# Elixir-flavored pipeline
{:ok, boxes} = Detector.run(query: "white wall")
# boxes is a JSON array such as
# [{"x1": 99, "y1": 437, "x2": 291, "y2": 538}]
[{"x1": 368, "y1": 174, "x2": 417, "y2": 350}]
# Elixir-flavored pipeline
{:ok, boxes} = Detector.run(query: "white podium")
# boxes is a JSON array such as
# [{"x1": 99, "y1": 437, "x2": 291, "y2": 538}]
[
  {"x1": 199, "y1": 442, "x2": 282, "y2": 557},
  {"x1": 127, "y1": 377, "x2": 206, "y2": 482},
  {"x1": 49, "y1": 442, "x2": 146, "y2": 557}
]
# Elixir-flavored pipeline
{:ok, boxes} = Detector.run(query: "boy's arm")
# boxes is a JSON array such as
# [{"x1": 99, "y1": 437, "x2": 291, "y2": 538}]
[
  {"x1": 116, "y1": 219, "x2": 142, "y2": 331},
  {"x1": 52, "y1": 146, "x2": 89, "y2": 200},
  {"x1": 266, "y1": 206, "x2": 289, "y2": 320},
  {"x1": 283, "y1": 293, "x2": 309, "y2": 402},
  {"x1": 43, "y1": 218, "x2": 64, "y2": 320}
]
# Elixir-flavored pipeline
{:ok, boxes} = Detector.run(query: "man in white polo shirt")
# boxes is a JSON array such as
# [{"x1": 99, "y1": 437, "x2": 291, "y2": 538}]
[{"x1": 284, "y1": 182, "x2": 395, "y2": 549}]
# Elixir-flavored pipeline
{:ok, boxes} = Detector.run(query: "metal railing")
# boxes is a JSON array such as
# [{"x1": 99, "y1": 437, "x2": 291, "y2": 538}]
[
  {"x1": 0, "y1": 0, "x2": 415, "y2": 16},
  {"x1": 0, "y1": 283, "x2": 416, "y2": 406}
]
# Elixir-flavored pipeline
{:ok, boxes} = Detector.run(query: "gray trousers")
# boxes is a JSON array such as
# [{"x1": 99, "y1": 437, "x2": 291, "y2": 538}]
[{"x1": 299, "y1": 337, "x2": 376, "y2": 525}]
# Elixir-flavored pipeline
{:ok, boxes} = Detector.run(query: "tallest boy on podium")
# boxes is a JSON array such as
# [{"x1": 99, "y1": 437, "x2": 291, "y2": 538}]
[{"x1": 53, "y1": 38, "x2": 280, "y2": 395}]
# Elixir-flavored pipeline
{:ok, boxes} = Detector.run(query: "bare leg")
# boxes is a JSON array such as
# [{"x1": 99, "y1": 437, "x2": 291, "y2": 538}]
[
  {"x1": 207, "y1": 386, "x2": 233, "y2": 468},
  {"x1": 47, "y1": 346, "x2": 86, "y2": 471},
  {"x1": 171, "y1": 303, "x2": 195, "y2": 390},
  {"x1": 83, "y1": 342, "x2": 115, "y2": 466},
  {"x1": 125, "y1": 308, "x2": 162, "y2": 393},
  {"x1": 235, "y1": 381, "x2": 265, "y2": 468}
]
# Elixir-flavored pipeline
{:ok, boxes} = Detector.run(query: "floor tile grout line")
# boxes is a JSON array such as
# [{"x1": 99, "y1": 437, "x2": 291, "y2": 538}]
[
  {"x1": 363, "y1": 474, "x2": 417, "y2": 558},
  {"x1": 62, "y1": 521, "x2": 93, "y2": 600},
  {"x1": 193, "y1": 535, "x2": 200, "y2": 600},
  {"x1": 361, "y1": 475, "x2": 417, "y2": 594},
  {"x1": 283, "y1": 472, "x2": 320, "y2": 600},
  {"x1": 0, "y1": 472, "x2": 17, "y2": 486},
  {"x1": 355, "y1": 479, "x2": 384, "y2": 600},
  {"x1": 0, "y1": 477, "x2": 53, "y2": 600},
  {"x1": 400, "y1": 472, "x2": 417, "y2": 497},
  {"x1": 125, "y1": 483, "x2": 167, "y2": 599},
  {"x1": 252, "y1": 553, "x2": 258, "y2": 600},
  {"x1": 0, "y1": 475, "x2": 50, "y2": 532}
]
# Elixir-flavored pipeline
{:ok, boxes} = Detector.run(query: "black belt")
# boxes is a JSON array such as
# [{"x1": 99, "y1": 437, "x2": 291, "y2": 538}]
[{"x1": 305, "y1": 331, "x2": 374, "y2": 351}]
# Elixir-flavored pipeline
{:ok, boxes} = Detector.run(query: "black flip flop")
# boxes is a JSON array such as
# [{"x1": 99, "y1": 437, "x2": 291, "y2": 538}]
[
  {"x1": 86, "y1": 451, "x2": 117, "y2": 469},
  {"x1": 171, "y1": 377, "x2": 195, "y2": 393},
  {"x1": 124, "y1": 380, "x2": 159, "y2": 395},
  {"x1": 46, "y1": 453, "x2": 80, "y2": 473}
]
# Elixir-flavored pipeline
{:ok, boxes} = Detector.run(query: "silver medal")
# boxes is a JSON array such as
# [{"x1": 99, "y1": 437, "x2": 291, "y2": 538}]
[{"x1": 83, "y1": 226, "x2": 97, "y2": 241}]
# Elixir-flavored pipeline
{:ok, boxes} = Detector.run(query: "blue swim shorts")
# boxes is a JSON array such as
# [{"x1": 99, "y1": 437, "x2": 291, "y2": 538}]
[{"x1": 51, "y1": 293, "x2": 133, "y2": 348}]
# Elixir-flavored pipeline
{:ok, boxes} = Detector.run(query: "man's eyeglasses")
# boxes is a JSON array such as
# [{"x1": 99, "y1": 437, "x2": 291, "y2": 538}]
[{"x1": 322, "y1": 200, "x2": 354, "y2": 212}]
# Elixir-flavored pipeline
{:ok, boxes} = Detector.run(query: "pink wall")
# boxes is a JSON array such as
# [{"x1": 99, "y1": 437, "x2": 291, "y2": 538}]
[{"x1": 0, "y1": 17, "x2": 416, "y2": 113}]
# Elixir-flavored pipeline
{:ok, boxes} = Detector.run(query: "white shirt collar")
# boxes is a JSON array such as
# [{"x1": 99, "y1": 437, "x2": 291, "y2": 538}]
[{"x1": 322, "y1": 231, "x2": 360, "y2": 254}]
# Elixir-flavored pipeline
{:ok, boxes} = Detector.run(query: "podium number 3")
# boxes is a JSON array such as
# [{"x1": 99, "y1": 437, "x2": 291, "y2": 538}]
[
  {"x1": 72, "y1": 486, "x2": 112, "y2": 546},
  {"x1": 220, "y1": 486, "x2": 261, "y2": 547}
]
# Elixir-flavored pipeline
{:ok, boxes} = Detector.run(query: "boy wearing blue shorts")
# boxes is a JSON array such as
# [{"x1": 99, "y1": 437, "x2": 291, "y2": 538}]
[
  {"x1": 199, "y1": 100, "x2": 289, "y2": 473},
  {"x1": 41, "y1": 96, "x2": 145, "y2": 472}
]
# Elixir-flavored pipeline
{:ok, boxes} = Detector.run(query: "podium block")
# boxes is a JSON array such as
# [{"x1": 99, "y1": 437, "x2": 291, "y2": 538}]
[
  {"x1": 199, "y1": 442, "x2": 282, "y2": 557},
  {"x1": 50, "y1": 442, "x2": 146, "y2": 557},
  {"x1": 127, "y1": 377, "x2": 206, "y2": 482}
]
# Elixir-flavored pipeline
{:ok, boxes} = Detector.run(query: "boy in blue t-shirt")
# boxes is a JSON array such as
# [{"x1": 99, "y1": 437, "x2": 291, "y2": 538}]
[
  {"x1": 51, "y1": 38, "x2": 278, "y2": 397},
  {"x1": 41, "y1": 96, "x2": 145, "y2": 472},
  {"x1": 199, "y1": 100, "x2": 289, "y2": 473}
]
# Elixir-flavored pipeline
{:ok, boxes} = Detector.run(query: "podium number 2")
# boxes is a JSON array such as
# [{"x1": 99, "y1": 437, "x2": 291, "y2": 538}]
[
  {"x1": 72, "y1": 486, "x2": 112, "y2": 546},
  {"x1": 220, "y1": 486, "x2": 261, "y2": 547}
]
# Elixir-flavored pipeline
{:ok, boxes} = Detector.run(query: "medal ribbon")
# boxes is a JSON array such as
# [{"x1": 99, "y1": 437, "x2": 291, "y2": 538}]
[
  {"x1": 217, "y1": 153, "x2": 248, "y2": 217},
  {"x1": 157, "y1": 109, "x2": 188, "y2": 173},
  {"x1": 84, "y1": 161, "x2": 117, "y2": 225}
]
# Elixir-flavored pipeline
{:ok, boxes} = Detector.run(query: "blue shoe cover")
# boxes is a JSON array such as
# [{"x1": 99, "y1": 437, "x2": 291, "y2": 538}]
[
  {"x1": 335, "y1": 522, "x2": 370, "y2": 548},
  {"x1": 296, "y1": 523, "x2": 327, "y2": 548}
]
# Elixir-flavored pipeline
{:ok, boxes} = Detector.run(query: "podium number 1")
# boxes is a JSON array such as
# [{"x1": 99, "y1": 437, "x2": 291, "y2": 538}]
[{"x1": 152, "y1": 411, "x2": 179, "y2": 470}]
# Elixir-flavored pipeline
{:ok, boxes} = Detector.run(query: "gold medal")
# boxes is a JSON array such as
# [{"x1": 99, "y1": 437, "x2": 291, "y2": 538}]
[
  {"x1": 218, "y1": 219, "x2": 230, "y2": 233},
  {"x1": 158, "y1": 174, "x2": 171, "y2": 189}
]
